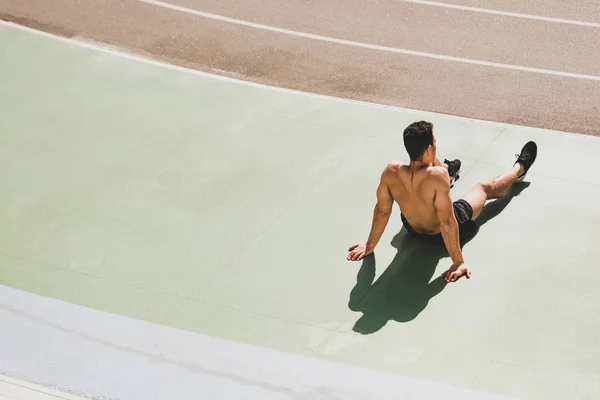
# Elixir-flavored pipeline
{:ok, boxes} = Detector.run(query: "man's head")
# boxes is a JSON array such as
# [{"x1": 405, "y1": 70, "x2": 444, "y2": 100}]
[{"x1": 403, "y1": 121, "x2": 436, "y2": 163}]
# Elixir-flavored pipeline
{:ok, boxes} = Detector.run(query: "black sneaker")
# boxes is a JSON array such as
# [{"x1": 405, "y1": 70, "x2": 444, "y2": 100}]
[
  {"x1": 514, "y1": 141, "x2": 537, "y2": 182},
  {"x1": 444, "y1": 158, "x2": 461, "y2": 188}
]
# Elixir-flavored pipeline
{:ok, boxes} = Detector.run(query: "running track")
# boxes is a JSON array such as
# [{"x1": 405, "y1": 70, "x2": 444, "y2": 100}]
[{"x1": 1, "y1": 0, "x2": 599, "y2": 135}]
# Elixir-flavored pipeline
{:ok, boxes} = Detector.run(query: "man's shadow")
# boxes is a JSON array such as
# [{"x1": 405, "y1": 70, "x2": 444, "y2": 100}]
[{"x1": 348, "y1": 182, "x2": 530, "y2": 335}]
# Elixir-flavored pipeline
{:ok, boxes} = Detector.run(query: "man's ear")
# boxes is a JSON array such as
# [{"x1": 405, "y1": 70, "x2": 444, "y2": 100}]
[{"x1": 425, "y1": 145, "x2": 433, "y2": 158}]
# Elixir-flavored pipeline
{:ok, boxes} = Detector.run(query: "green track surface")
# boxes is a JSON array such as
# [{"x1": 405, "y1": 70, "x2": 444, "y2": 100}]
[{"x1": 1, "y1": 25, "x2": 599, "y2": 400}]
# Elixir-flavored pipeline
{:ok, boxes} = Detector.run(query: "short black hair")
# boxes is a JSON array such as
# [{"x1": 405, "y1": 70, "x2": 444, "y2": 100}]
[{"x1": 403, "y1": 121, "x2": 434, "y2": 161}]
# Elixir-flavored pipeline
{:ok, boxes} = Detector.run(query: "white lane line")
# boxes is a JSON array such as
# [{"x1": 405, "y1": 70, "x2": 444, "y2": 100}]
[
  {"x1": 1, "y1": 19, "x2": 597, "y2": 139},
  {"x1": 0, "y1": 375, "x2": 87, "y2": 400},
  {"x1": 136, "y1": 0, "x2": 600, "y2": 82},
  {"x1": 398, "y1": 0, "x2": 600, "y2": 28}
]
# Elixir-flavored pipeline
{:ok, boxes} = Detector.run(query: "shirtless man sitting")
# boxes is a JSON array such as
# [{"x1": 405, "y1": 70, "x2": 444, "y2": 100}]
[{"x1": 347, "y1": 120, "x2": 537, "y2": 282}]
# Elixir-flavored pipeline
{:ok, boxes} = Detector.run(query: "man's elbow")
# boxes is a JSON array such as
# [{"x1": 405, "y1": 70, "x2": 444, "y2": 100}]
[
  {"x1": 375, "y1": 204, "x2": 392, "y2": 218},
  {"x1": 439, "y1": 218, "x2": 456, "y2": 232}
]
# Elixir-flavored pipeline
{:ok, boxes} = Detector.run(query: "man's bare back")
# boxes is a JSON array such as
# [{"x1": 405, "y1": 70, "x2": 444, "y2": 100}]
[
  {"x1": 383, "y1": 162, "x2": 450, "y2": 235},
  {"x1": 349, "y1": 155, "x2": 465, "y2": 276}
]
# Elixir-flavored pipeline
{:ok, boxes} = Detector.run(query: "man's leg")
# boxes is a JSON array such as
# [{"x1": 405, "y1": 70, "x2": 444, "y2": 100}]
[
  {"x1": 434, "y1": 158, "x2": 461, "y2": 187},
  {"x1": 459, "y1": 164, "x2": 522, "y2": 220},
  {"x1": 460, "y1": 141, "x2": 537, "y2": 220},
  {"x1": 433, "y1": 158, "x2": 447, "y2": 167}
]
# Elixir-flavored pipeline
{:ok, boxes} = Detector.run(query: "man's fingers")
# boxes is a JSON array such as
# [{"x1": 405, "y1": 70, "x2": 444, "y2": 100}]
[
  {"x1": 446, "y1": 272, "x2": 457, "y2": 282},
  {"x1": 355, "y1": 251, "x2": 364, "y2": 261},
  {"x1": 443, "y1": 271, "x2": 452, "y2": 282},
  {"x1": 348, "y1": 244, "x2": 358, "y2": 251},
  {"x1": 440, "y1": 268, "x2": 471, "y2": 282}
]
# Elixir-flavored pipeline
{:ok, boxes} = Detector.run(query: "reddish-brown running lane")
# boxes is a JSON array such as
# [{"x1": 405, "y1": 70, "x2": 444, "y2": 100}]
[{"x1": 1, "y1": 0, "x2": 599, "y2": 135}]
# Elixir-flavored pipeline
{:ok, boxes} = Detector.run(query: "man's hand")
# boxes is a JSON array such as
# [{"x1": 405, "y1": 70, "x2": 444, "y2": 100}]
[
  {"x1": 347, "y1": 243, "x2": 373, "y2": 261},
  {"x1": 441, "y1": 263, "x2": 472, "y2": 282}
]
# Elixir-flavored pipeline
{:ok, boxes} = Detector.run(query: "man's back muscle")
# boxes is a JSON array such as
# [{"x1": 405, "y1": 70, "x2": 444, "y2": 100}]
[{"x1": 383, "y1": 163, "x2": 449, "y2": 235}]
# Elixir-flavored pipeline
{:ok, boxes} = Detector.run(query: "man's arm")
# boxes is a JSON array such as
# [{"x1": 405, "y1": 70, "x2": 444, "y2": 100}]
[
  {"x1": 366, "y1": 174, "x2": 394, "y2": 250},
  {"x1": 432, "y1": 170, "x2": 465, "y2": 273},
  {"x1": 347, "y1": 170, "x2": 394, "y2": 261}
]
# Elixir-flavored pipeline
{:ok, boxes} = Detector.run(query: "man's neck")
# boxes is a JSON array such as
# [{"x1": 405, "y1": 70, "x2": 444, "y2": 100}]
[{"x1": 408, "y1": 160, "x2": 431, "y2": 171}]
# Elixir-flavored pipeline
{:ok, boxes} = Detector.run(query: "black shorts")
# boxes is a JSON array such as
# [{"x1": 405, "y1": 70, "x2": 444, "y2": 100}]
[{"x1": 401, "y1": 199, "x2": 478, "y2": 244}]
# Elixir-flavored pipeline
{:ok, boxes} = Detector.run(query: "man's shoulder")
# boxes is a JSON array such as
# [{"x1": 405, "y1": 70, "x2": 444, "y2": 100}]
[
  {"x1": 425, "y1": 166, "x2": 451, "y2": 187},
  {"x1": 428, "y1": 165, "x2": 449, "y2": 176},
  {"x1": 381, "y1": 161, "x2": 404, "y2": 176},
  {"x1": 384, "y1": 161, "x2": 404, "y2": 169}
]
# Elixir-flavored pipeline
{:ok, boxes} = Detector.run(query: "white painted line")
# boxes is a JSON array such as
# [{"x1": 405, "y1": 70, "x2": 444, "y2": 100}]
[
  {"x1": 0, "y1": 19, "x2": 598, "y2": 140},
  {"x1": 399, "y1": 0, "x2": 600, "y2": 28},
  {"x1": 0, "y1": 285, "x2": 524, "y2": 400},
  {"x1": 0, "y1": 375, "x2": 87, "y2": 400},
  {"x1": 135, "y1": 0, "x2": 600, "y2": 82}
]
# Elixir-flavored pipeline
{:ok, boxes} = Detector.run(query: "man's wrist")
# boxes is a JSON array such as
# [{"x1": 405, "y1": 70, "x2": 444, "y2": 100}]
[{"x1": 451, "y1": 259, "x2": 464, "y2": 267}]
